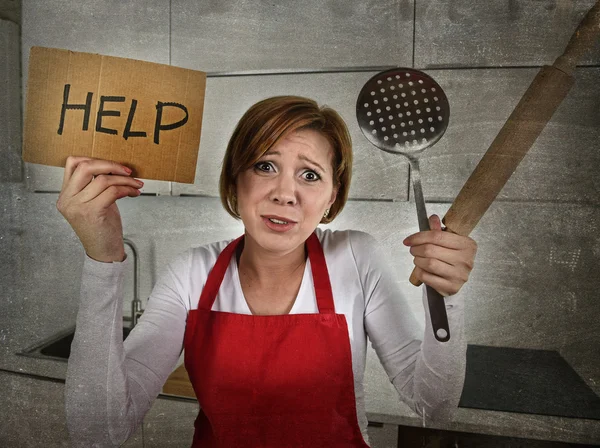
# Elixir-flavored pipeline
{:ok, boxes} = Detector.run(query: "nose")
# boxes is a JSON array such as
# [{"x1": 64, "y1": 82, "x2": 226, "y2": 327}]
[{"x1": 269, "y1": 173, "x2": 297, "y2": 205}]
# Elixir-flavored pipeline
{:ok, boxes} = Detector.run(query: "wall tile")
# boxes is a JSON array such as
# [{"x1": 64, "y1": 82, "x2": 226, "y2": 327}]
[
  {"x1": 0, "y1": 19, "x2": 22, "y2": 183},
  {"x1": 416, "y1": 0, "x2": 600, "y2": 68},
  {"x1": 22, "y1": 0, "x2": 170, "y2": 77},
  {"x1": 0, "y1": 0, "x2": 20, "y2": 24},
  {"x1": 0, "y1": 185, "x2": 29, "y2": 370},
  {"x1": 172, "y1": 0, "x2": 414, "y2": 73},
  {"x1": 417, "y1": 67, "x2": 600, "y2": 204}
]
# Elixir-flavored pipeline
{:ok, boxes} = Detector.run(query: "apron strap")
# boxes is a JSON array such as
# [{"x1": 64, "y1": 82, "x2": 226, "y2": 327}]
[
  {"x1": 305, "y1": 232, "x2": 335, "y2": 314},
  {"x1": 198, "y1": 235, "x2": 244, "y2": 311}
]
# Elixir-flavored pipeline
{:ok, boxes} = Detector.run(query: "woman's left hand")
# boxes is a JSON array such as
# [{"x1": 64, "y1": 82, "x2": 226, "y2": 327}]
[{"x1": 403, "y1": 214, "x2": 478, "y2": 297}]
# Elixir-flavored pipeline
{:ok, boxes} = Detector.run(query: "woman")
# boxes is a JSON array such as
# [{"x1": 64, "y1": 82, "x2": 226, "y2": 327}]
[{"x1": 59, "y1": 96, "x2": 477, "y2": 447}]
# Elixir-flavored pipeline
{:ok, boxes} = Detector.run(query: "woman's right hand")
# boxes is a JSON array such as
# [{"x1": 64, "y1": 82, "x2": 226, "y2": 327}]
[{"x1": 56, "y1": 156, "x2": 143, "y2": 263}]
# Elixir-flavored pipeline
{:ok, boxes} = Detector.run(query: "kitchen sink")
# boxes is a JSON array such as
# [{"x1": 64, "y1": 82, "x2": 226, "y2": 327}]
[
  {"x1": 19, "y1": 239, "x2": 143, "y2": 363},
  {"x1": 18, "y1": 324, "x2": 132, "y2": 362}
]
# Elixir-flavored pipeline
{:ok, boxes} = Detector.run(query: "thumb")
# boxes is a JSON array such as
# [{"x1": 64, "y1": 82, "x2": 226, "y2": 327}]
[{"x1": 429, "y1": 214, "x2": 442, "y2": 231}]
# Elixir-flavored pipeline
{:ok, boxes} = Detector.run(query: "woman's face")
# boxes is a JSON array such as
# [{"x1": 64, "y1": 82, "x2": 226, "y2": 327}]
[{"x1": 236, "y1": 128, "x2": 338, "y2": 255}]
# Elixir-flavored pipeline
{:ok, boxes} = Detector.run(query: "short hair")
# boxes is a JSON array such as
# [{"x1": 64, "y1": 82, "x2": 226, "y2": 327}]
[{"x1": 219, "y1": 96, "x2": 352, "y2": 224}]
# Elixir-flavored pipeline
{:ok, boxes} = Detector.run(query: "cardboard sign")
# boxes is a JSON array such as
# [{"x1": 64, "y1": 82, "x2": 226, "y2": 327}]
[{"x1": 22, "y1": 47, "x2": 206, "y2": 183}]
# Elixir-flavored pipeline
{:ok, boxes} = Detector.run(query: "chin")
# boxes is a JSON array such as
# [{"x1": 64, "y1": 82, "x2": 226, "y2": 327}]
[{"x1": 247, "y1": 222, "x2": 309, "y2": 254}]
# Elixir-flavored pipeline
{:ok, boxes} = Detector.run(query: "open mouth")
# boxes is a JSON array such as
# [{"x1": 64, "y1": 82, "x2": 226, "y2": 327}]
[
  {"x1": 268, "y1": 218, "x2": 288, "y2": 224},
  {"x1": 262, "y1": 216, "x2": 297, "y2": 232}
]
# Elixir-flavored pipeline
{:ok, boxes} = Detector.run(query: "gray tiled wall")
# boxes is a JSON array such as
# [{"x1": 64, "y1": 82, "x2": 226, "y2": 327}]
[
  {"x1": 171, "y1": 0, "x2": 414, "y2": 73},
  {"x1": 416, "y1": 0, "x2": 600, "y2": 68},
  {"x1": 0, "y1": 18, "x2": 21, "y2": 183},
  {"x1": 421, "y1": 67, "x2": 600, "y2": 203},
  {"x1": 2, "y1": 0, "x2": 600, "y2": 446}
]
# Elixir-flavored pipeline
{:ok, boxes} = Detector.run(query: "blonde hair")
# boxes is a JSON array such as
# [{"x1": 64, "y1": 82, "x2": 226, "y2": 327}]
[{"x1": 219, "y1": 96, "x2": 352, "y2": 224}]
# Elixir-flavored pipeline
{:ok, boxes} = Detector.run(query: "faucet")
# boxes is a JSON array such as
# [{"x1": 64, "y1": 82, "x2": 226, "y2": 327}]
[{"x1": 123, "y1": 238, "x2": 143, "y2": 329}]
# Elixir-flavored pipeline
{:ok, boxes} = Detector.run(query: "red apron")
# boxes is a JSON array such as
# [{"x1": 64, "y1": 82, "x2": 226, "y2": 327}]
[{"x1": 183, "y1": 232, "x2": 370, "y2": 447}]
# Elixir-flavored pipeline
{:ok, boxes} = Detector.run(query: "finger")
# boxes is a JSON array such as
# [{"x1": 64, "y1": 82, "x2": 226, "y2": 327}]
[
  {"x1": 410, "y1": 244, "x2": 466, "y2": 268},
  {"x1": 413, "y1": 266, "x2": 459, "y2": 297},
  {"x1": 413, "y1": 255, "x2": 471, "y2": 283},
  {"x1": 80, "y1": 174, "x2": 142, "y2": 205},
  {"x1": 429, "y1": 214, "x2": 442, "y2": 231},
  {"x1": 62, "y1": 156, "x2": 99, "y2": 192},
  {"x1": 404, "y1": 229, "x2": 475, "y2": 251},
  {"x1": 65, "y1": 159, "x2": 133, "y2": 200},
  {"x1": 92, "y1": 183, "x2": 142, "y2": 210},
  {"x1": 413, "y1": 256, "x2": 455, "y2": 280}
]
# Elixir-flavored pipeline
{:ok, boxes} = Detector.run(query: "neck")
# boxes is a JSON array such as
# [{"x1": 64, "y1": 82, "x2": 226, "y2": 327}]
[{"x1": 237, "y1": 234, "x2": 306, "y2": 286}]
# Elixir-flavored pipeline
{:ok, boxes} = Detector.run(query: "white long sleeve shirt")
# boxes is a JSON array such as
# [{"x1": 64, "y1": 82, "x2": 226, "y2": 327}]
[{"x1": 65, "y1": 228, "x2": 466, "y2": 447}]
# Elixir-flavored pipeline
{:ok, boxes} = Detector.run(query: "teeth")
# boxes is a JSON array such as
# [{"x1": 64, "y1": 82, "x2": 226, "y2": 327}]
[{"x1": 269, "y1": 218, "x2": 288, "y2": 224}]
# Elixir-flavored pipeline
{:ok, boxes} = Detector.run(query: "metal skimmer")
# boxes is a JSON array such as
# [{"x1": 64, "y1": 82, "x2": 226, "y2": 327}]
[
  {"x1": 356, "y1": 67, "x2": 449, "y2": 154},
  {"x1": 356, "y1": 67, "x2": 451, "y2": 342}
]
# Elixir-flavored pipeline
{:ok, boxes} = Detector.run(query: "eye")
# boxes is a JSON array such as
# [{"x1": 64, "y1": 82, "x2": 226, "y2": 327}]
[
  {"x1": 254, "y1": 161, "x2": 274, "y2": 172},
  {"x1": 302, "y1": 170, "x2": 320, "y2": 182}
]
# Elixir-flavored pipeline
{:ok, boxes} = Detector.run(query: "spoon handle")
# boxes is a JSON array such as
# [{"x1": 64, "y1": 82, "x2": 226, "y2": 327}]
[
  {"x1": 408, "y1": 157, "x2": 431, "y2": 287},
  {"x1": 408, "y1": 158, "x2": 450, "y2": 342},
  {"x1": 408, "y1": 157, "x2": 430, "y2": 232},
  {"x1": 426, "y1": 285, "x2": 451, "y2": 342}
]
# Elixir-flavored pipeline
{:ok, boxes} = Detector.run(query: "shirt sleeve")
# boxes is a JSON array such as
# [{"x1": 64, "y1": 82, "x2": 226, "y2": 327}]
[
  {"x1": 350, "y1": 231, "x2": 467, "y2": 425},
  {"x1": 65, "y1": 249, "x2": 190, "y2": 447}
]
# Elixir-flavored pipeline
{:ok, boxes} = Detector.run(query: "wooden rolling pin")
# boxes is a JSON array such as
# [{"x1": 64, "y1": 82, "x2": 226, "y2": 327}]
[{"x1": 410, "y1": 0, "x2": 600, "y2": 286}]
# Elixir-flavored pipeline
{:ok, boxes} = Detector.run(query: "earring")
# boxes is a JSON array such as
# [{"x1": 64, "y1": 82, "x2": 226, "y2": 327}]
[{"x1": 323, "y1": 209, "x2": 330, "y2": 218}]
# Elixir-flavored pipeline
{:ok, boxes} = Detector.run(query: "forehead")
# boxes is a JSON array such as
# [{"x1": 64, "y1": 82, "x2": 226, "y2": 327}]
[{"x1": 267, "y1": 128, "x2": 333, "y2": 159}]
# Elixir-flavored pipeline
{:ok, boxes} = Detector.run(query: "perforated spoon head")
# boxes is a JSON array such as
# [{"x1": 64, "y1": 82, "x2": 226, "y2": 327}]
[{"x1": 356, "y1": 68, "x2": 450, "y2": 156}]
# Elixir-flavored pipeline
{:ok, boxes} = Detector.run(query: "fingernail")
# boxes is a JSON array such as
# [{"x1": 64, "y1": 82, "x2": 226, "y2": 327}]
[{"x1": 124, "y1": 167, "x2": 132, "y2": 174}]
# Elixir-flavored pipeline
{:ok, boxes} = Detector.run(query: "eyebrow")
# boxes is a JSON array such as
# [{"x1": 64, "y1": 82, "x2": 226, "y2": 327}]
[{"x1": 264, "y1": 150, "x2": 328, "y2": 173}]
